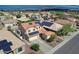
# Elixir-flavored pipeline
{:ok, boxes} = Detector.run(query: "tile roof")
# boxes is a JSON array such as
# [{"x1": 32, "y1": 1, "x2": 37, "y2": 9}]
[
  {"x1": 39, "y1": 27, "x2": 55, "y2": 36},
  {"x1": 67, "y1": 17, "x2": 77, "y2": 22},
  {"x1": 21, "y1": 22, "x2": 36, "y2": 30},
  {"x1": 2, "y1": 19, "x2": 17, "y2": 24},
  {"x1": 55, "y1": 19, "x2": 74, "y2": 25}
]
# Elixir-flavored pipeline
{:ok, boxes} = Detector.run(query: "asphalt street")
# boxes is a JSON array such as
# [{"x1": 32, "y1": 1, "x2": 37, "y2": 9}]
[{"x1": 54, "y1": 34, "x2": 79, "y2": 54}]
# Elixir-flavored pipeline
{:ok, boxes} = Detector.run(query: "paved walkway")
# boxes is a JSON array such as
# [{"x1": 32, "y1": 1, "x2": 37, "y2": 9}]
[{"x1": 45, "y1": 31, "x2": 79, "y2": 54}]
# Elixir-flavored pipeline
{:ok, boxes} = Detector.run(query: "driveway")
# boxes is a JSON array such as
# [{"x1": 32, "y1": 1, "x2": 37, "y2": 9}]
[{"x1": 31, "y1": 38, "x2": 53, "y2": 53}]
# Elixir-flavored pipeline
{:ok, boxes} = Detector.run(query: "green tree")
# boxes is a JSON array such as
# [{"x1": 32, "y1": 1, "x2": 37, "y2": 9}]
[
  {"x1": 16, "y1": 14, "x2": 21, "y2": 18},
  {"x1": 25, "y1": 14, "x2": 29, "y2": 17},
  {"x1": 47, "y1": 35, "x2": 56, "y2": 42},
  {"x1": 7, "y1": 26, "x2": 11, "y2": 31},
  {"x1": 31, "y1": 44, "x2": 40, "y2": 51},
  {"x1": 0, "y1": 12, "x2": 4, "y2": 16},
  {"x1": 57, "y1": 24, "x2": 73, "y2": 36}
]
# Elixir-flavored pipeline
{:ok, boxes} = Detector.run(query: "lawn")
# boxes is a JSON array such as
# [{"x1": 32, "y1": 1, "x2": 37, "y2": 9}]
[{"x1": 50, "y1": 11, "x2": 64, "y2": 15}]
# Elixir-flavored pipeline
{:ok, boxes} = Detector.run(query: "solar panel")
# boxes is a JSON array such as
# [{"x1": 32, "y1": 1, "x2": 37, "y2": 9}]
[
  {"x1": 29, "y1": 31, "x2": 39, "y2": 35},
  {"x1": 42, "y1": 21, "x2": 53, "y2": 26},
  {"x1": 0, "y1": 40, "x2": 13, "y2": 54},
  {"x1": 36, "y1": 21, "x2": 53, "y2": 27},
  {"x1": 35, "y1": 22, "x2": 43, "y2": 26}
]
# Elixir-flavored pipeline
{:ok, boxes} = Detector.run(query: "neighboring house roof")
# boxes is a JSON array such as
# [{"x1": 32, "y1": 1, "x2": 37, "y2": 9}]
[
  {"x1": 31, "y1": 14, "x2": 41, "y2": 20},
  {"x1": 21, "y1": 22, "x2": 36, "y2": 30},
  {"x1": 2, "y1": 19, "x2": 17, "y2": 24},
  {"x1": 55, "y1": 19, "x2": 74, "y2": 25},
  {"x1": 39, "y1": 27, "x2": 55, "y2": 36},
  {"x1": 0, "y1": 30, "x2": 25, "y2": 53},
  {"x1": 0, "y1": 40, "x2": 12, "y2": 54},
  {"x1": 66, "y1": 17, "x2": 77, "y2": 22},
  {"x1": 18, "y1": 17, "x2": 31, "y2": 22},
  {"x1": 44, "y1": 23, "x2": 63, "y2": 31},
  {"x1": 35, "y1": 21, "x2": 53, "y2": 27}
]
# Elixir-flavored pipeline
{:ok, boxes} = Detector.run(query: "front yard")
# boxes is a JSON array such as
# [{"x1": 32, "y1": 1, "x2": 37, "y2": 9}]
[{"x1": 40, "y1": 34, "x2": 64, "y2": 48}]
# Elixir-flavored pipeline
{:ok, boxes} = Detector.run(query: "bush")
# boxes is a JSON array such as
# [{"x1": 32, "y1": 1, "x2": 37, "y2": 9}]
[
  {"x1": 57, "y1": 24, "x2": 73, "y2": 36},
  {"x1": 16, "y1": 14, "x2": 21, "y2": 18},
  {"x1": 31, "y1": 44, "x2": 40, "y2": 51},
  {"x1": 0, "y1": 12, "x2": 4, "y2": 16},
  {"x1": 47, "y1": 35, "x2": 56, "y2": 42},
  {"x1": 7, "y1": 26, "x2": 11, "y2": 31}
]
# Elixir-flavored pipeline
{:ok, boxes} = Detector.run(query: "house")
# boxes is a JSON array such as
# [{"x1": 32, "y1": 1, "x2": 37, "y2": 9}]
[
  {"x1": 2, "y1": 19, "x2": 17, "y2": 27},
  {"x1": 30, "y1": 13, "x2": 42, "y2": 21},
  {"x1": 35, "y1": 21, "x2": 56, "y2": 40},
  {"x1": 43, "y1": 23, "x2": 63, "y2": 32},
  {"x1": 36, "y1": 20, "x2": 63, "y2": 32},
  {"x1": 31, "y1": 14, "x2": 39, "y2": 19},
  {"x1": 17, "y1": 14, "x2": 31, "y2": 22},
  {"x1": 55, "y1": 19, "x2": 76, "y2": 28},
  {"x1": 19, "y1": 22, "x2": 40, "y2": 41},
  {"x1": 40, "y1": 12, "x2": 52, "y2": 20},
  {"x1": 39, "y1": 27, "x2": 56, "y2": 40},
  {"x1": 41, "y1": 14, "x2": 51, "y2": 20},
  {"x1": 0, "y1": 30, "x2": 25, "y2": 54},
  {"x1": 66, "y1": 17, "x2": 77, "y2": 22},
  {"x1": 19, "y1": 20, "x2": 57, "y2": 41},
  {"x1": 18, "y1": 17, "x2": 31, "y2": 22},
  {"x1": 35, "y1": 20, "x2": 53, "y2": 27}
]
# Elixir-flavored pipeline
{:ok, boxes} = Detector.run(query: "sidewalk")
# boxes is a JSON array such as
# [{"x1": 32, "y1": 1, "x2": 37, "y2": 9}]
[{"x1": 45, "y1": 31, "x2": 79, "y2": 54}]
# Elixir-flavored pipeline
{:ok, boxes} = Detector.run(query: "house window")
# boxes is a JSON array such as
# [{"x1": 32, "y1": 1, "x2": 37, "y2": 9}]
[
  {"x1": 18, "y1": 47, "x2": 22, "y2": 53},
  {"x1": 33, "y1": 29, "x2": 35, "y2": 31}
]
